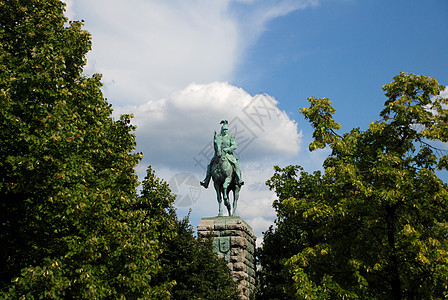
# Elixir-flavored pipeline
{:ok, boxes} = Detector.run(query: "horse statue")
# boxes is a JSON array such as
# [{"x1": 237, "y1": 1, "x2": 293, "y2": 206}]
[
  {"x1": 200, "y1": 120, "x2": 243, "y2": 217},
  {"x1": 211, "y1": 132, "x2": 240, "y2": 216}
]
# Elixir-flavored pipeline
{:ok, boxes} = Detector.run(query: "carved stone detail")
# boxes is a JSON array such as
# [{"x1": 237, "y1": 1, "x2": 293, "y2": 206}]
[{"x1": 198, "y1": 216, "x2": 256, "y2": 300}]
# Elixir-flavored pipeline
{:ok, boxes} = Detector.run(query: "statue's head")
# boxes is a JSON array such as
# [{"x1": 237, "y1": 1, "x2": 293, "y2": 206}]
[{"x1": 220, "y1": 120, "x2": 229, "y2": 136}]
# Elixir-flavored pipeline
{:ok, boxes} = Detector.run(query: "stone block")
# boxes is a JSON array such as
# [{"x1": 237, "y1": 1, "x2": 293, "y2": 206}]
[
  {"x1": 246, "y1": 259, "x2": 255, "y2": 271},
  {"x1": 231, "y1": 248, "x2": 239, "y2": 256},
  {"x1": 230, "y1": 255, "x2": 239, "y2": 263},
  {"x1": 227, "y1": 222, "x2": 246, "y2": 231},
  {"x1": 197, "y1": 216, "x2": 256, "y2": 300},
  {"x1": 232, "y1": 271, "x2": 249, "y2": 280},
  {"x1": 214, "y1": 218, "x2": 227, "y2": 230},
  {"x1": 247, "y1": 266, "x2": 255, "y2": 277},
  {"x1": 233, "y1": 262, "x2": 246, "y2": 271},
  {"x1": 231, "y1": 236, "x2": 248, "y2": 248},
  {"x1": 227, "y1": 262, "x2": 233, "y2": 270},
  {"x1": 196, "y1": 219, "x2": 214, "y2": 231}
]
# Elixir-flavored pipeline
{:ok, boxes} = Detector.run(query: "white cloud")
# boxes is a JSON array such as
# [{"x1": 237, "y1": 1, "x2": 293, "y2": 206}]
[
  {"x1": 62, "y1": 0, "x2": 74, "y2": 20},
  {"x1": 114, "y1": 81, "x2": 301, "y2": 171},
  {"x1": 69, "y1": 0, "x2": 239, "y2": 105},
  {"x1": 440, "y1": 86, "x2": 448, "y2": 99},
  {"x1": 114, "y1": 81, "x2": 301, "y2": 239},
  {"x1": 65, "y1": 0, "x2": 319, "y2": 106},
  {"x1": 62, "y1": 0, "x2": 320, "y2": 242},
  {"x1": 235, "y1": 0, "x2": 319, "y2": 40}
]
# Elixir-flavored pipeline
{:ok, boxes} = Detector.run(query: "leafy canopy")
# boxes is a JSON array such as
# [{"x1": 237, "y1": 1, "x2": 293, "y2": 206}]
[
  {"x1": 1, "y1": 0, "x2": 238, "y2": 298},
  {"x1": 0, "y1": 0, "x2": 180, "y2": 297},
  {"x1": 258, "y1": 73, "x2": 448, "y2": 299}
]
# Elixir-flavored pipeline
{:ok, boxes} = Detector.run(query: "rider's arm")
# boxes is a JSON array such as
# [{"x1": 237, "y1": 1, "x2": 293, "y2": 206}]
[{"x1": 224, "y1": 136, "x2": 237, "y2": 154}]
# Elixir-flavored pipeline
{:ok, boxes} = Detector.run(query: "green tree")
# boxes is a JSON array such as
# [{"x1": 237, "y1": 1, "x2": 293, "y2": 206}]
[
  {"x1": 0, "y1": 0, "x2": 173, "y2": 297},
  {"x1": 153, "y1": 212, "x2": 240, "y2": 300},
  {"x1": 1, "y1": 1, "x2": 241, "y2": 298},
  {"x1": 257, "y1": 166, "x2": 323, "y2": 300},
  {"x1": 259, "y1": 73, "x2": 448, "y2": 299}
]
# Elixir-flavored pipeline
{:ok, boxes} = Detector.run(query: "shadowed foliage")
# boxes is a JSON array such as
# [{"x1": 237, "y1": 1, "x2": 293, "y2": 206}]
[
  {"x1": 1, "y1": 1, "x2": 238, "y2": 298},
  {"x1": 258, "y1": 73, "x2": 448, "y2": 299}
]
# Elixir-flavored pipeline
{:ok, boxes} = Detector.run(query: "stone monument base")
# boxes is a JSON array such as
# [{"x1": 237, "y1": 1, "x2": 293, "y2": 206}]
[{"x1": 197, "y1": 216, "x2": 256, "y2": 300}]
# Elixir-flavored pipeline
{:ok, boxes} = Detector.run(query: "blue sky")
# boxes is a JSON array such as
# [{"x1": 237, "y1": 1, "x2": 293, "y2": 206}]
[
  {"x1": 65, "y1": 0, "x2": 448, "y2": 244},
  {"x1": 237, "y1": 0, "x2": 448, "y2": 130}
]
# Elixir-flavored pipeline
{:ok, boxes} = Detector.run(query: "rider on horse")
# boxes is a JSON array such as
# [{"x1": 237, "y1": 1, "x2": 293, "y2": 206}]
[{"x1": 200, "y1": 120, "x2": 244, "y2": 188}]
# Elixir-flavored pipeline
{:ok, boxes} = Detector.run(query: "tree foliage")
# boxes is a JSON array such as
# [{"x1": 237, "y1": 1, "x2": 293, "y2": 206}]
[
  {"x1": 0, "y1": 0, "x2": 181, "y2": 297},
  {"x1": 154, "y1": 212, "x2": 240, "y2": 300},
  {"x1": 258, "y1": 73, "x2": 448, "y2": 299},
  {"x1": 1, "y1": 1, "x2": 240, "y2": 298}
]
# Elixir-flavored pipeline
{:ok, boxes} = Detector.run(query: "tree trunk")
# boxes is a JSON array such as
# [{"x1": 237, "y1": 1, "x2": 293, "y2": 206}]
[{"x1": 386, "y1": 204, "x2": 402, "y2": 300}]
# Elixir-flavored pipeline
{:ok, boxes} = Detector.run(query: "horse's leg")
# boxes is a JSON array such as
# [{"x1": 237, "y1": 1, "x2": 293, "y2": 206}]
[
  {"x1": 232, "y1": 186, "x2": 240, "y2": 216},
  {"x1": 223, "y1": 177, "x2": 232, "y2": 216},
  {"x1": 227, "y1": 188, "x2": 234, "y2": 216},
  {"x1": 214, "y1": 181, "x2": 223, "y2": 216}
]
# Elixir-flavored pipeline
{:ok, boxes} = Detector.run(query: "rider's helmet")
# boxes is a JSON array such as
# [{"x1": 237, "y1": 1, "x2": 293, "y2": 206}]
[{"x1": 220, "y1": 120, "x2": 229, "y2": 132}]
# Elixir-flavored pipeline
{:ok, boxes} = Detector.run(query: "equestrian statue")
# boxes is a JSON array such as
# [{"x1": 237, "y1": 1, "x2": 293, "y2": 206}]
[{"x1": 200, "y1": 120, "x2": 244, "y2": 216}]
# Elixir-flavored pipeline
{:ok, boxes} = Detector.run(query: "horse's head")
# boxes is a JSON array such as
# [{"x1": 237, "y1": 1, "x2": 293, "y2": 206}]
[{"x1": 214, "y1": 134, "x2": 222, "y2": 157}]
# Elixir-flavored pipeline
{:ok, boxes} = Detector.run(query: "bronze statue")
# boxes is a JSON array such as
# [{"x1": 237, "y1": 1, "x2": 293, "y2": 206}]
[{"x1": 201, "y1": 120, "x2": 243, "y2": 216}]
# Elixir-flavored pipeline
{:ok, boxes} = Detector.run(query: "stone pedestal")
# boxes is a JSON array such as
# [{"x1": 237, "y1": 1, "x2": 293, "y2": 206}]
[{"x1": 197, "y1": 216, "x2": 256, "y2": 300}]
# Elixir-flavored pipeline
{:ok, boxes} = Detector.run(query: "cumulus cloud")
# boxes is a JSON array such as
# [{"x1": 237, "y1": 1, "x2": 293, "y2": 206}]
[
  {"x1": 114, "y1": 82, "x2": 301, "y2": 239},
  {"x1": 65, "y1": 0, "x2": 319, "y2": 106},
  {"x1": 68, "y1": 0, "x2": 238, "y2": 105},
  {"x1": 62, "y1": 0, "x2": 320, "y2": 241},
  {"x1": 62, "y1": 0, "x2": 74, "y2": 20},
  {"x1": 114, "y1": 81, "x2": 301, "y2": 171},
  {"x1": 440, "y1": 86, "x2": 448, "y2": 99}
]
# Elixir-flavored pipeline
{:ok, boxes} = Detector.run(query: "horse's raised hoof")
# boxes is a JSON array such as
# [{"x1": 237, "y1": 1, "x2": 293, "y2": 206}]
[{"x1": 200, "y1": 180, "x2": 209, "y2": 188}]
